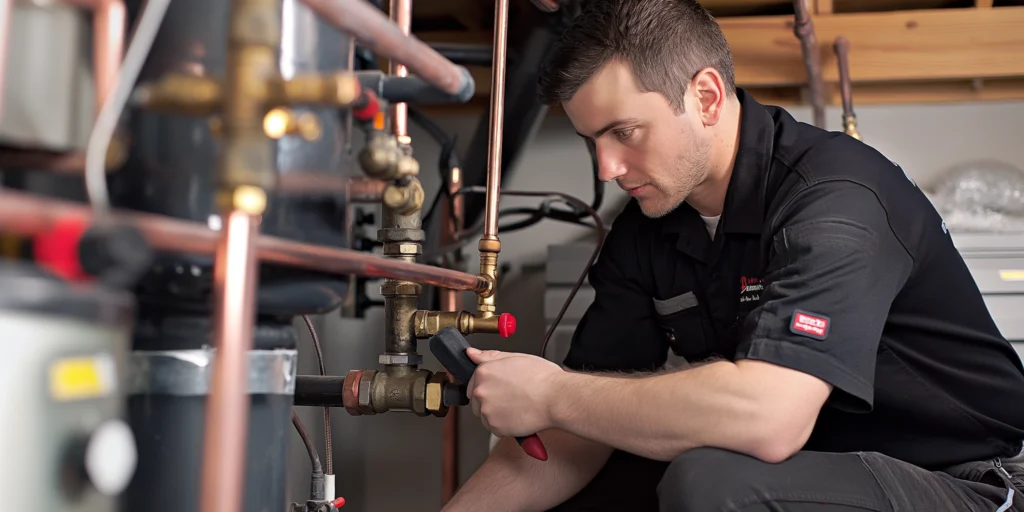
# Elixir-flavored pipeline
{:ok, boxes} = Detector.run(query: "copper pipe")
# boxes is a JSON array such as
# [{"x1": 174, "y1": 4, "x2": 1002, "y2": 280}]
[
  {"x1": 792, "y1": 0, "x2": 825, "y2": 128},
  {"x1": 440, "y1": 166, "x2": 464, "y2": 504},
  {"x1": 0, "y1": 148, "x2": 89, "y2": 173},
  {"x1": 299, "y1": 0, "x2": 472, "y2": 98},
  {"x1": 833, "y1": 36, "x2": 861, "y2": 140},
  {"x1": 199, "y1": 209, "x2": 260, "y2": 512},
  {"x1": 275, "y1": 174, "x2": 387, "y2": 200},
  {"x1": 94, "y1": 0, "x2": 125, "y2": 110},
  {"x1": 389, "y1": 0, "x2": 412, "y2": 140},
  {"x1": 0, "y1": 190, "x2": 490, "y2": 292},
  {"x1": 0, "y1": 0, "x2": 12, "y2": 123},
  {"x1": 482, "y1": 0, "x2": 510, "y2": 238},
  {"x1": 63, "y1": 0, "x2": 125, "y2": 113}
]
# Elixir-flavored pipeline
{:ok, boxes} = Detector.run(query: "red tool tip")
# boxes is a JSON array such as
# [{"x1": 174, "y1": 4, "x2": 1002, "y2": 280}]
[
  {"x1": 498, "y1": 313, "x2": 517, "y2": 338},
  {"x1": 519, "y1": 435, "x2": 548, "y2": 461},
  {"x1": 332, "y1": 497, "x2": 346, "y2": 508},
  {"x1": 33, "y1": 216, "x2": 89, "y2": 280}
]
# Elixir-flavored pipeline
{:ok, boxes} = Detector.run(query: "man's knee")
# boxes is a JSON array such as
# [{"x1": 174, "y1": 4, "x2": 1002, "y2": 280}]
[{"x1": 656, "y1": 447, "x2": 766, "y2": 511}]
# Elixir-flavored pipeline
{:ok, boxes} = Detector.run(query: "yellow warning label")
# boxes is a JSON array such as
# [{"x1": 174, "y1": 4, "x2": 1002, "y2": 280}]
[
  {"x1": 999, "y1": 270, "x2": 1024, "y2": 282},
  {"x1": 49, "y1": 356, "x2": 114, "y2": 401}
]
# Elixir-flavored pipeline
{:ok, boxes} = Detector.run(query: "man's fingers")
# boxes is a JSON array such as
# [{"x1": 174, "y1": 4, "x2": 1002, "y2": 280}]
[{"x1": 466, "y1": 347, "x2": 514, "y2": 363}]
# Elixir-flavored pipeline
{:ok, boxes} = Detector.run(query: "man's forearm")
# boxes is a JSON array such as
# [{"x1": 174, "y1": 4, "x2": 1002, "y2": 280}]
[
  {"x1": 443, "y1": 429, "x2": 612, "y2": 512},
  {"x1": 547, "y1": 360, "x2": 827, "y2": 462}
]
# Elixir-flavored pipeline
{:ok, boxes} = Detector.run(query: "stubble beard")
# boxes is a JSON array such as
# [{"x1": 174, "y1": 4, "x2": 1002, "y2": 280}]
[{"x1": 637, "y1": 138, "x2": 711, "y2": 219}]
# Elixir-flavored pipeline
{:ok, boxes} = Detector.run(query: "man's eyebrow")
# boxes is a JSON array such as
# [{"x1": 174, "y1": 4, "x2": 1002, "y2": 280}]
[{"x1": 575, "y1": 118, "x2": 639, "y2": 139}]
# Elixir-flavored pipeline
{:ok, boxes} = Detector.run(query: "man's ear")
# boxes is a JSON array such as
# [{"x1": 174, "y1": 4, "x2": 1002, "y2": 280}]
[{"x1": 690, "y1": 68, "x2": 728, "y2": 127}]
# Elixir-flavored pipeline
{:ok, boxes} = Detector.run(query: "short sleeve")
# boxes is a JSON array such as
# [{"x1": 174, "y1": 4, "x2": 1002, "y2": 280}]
[
  {"x1": 562, "y1": 204, "x2": 669, "y2": 373},
  {"x1": 734, "y1": 180, "x2": 913, "y2": 412}
]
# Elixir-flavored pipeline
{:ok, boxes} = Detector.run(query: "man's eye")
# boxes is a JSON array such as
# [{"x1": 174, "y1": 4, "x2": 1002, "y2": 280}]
[{"x1": 614, "y1": 128, "x2": 635, "y2": 140}]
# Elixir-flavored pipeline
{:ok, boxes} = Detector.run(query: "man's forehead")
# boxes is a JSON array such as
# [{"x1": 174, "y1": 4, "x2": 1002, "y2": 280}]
[{"x1": 565, "y1": 61, "x2": 642, "y2": 137}]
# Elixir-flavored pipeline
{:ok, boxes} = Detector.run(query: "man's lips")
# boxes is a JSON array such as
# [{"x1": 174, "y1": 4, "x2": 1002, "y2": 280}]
[{"x1": 623, "y1": 184, "x2": 649, "y2": 196}]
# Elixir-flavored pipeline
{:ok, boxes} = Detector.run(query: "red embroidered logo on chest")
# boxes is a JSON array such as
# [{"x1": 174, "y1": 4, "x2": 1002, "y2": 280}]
[
  {"x1": 789, "y1": 309, "x2": 831, "y2": 341},
  {"x1": 739, "y1": 276, "x2": 764, "y2": 304}
]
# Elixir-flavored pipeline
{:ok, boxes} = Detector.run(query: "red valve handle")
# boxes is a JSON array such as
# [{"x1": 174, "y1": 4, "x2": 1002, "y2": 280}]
[
  {"x1": 332, "y1": 497, "x2": 346, "y2": 509},
  {"x1": 33, "y1": 216, "x2": 89, "y2": 280},
  {"x1": 498, "y1": 313, "x2": 517, "y2": 338}
]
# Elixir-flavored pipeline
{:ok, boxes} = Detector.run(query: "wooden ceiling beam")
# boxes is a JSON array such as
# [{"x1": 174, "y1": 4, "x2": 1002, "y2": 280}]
[{"x1": 411, "y1": 6, "x2": 1024, "y2": 104}]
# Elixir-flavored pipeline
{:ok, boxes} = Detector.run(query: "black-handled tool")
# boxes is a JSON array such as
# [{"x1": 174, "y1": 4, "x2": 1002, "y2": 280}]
[{"x1": 429, "y1": 327, "x2": 549, "y2": 461}]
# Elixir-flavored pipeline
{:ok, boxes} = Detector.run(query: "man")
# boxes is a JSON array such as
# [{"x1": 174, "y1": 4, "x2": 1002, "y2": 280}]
[{"x1": 442, "y1": 1, "x2": 1024, "y2": 510}]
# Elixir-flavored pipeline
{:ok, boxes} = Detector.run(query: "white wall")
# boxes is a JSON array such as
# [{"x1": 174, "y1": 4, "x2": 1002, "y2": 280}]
[{"x1": 287, "y1": 98, "x2": 1024, "y2": 512}]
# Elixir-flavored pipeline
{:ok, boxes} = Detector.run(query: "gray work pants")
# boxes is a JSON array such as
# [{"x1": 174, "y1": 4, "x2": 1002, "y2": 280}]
[{"x1": 549, "y1": 447, "x2": 1024, "y2": 511}]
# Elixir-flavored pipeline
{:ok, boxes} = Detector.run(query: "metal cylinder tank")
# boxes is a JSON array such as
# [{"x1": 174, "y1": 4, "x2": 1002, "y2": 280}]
[
  {"x1": 0, "y1": 261, "x2": 137, "y2": 512},
  {"x1": 111, "y1": 1, "x2": 356, "y2": 510}
]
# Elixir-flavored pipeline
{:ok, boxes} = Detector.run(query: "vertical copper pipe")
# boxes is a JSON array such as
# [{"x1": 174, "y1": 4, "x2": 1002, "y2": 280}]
[
  {"x1": 833, "y1": 36, "x2": 861, "y2": 141},
  {"x1": 483, "y1": 0, "x2": 510, "y2": 238},
  {"x1": 389, "y1": 0, "x2": 412, "y2": 141},
  {"x1": 94, "y1": 0, "x2": 125, "y2": 110},
  {"x1": 792, "y1": 0, "x2": 825, "y2": 128},
  {"x1": 0, "y1": 0, "x2": 12, "y2": 123},
  {"x1": 440, "y1": 164, "x2": 464, "y2": 504},
  {"x1": 199, "y1": 210, "x2": 261, "y2": 512}
]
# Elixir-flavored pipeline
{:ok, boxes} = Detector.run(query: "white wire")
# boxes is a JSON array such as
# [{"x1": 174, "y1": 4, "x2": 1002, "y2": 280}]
[{"x1": 85, "y1": 0, "x2": 172, "y2": 220}]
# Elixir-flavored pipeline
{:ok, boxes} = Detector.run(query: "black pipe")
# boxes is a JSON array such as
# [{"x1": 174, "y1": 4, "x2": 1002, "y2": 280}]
[
  {"x1": 294, "y1": 375, "x2": 346, "y2": 407},
  {"x1": 428, "y1": 43, "x2": 493, "y2": 67},
  {"x1": 356, "y1": 69, "x2": 476, "y2": 105}
]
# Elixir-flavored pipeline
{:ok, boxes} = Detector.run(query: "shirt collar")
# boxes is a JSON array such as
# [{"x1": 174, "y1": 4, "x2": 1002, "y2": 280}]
[{"x1": 663, "y1": 88, "x2": 775, "y2": 239}]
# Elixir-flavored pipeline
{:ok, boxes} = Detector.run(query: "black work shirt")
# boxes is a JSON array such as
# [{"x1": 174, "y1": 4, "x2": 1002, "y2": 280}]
[{"x1": 563, "y1": 88, "x2": 1024, "y2": 470}]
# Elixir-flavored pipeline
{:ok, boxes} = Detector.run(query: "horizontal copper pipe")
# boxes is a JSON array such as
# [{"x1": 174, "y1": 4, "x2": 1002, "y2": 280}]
[
  {"x1": 299, "y1": 0, "x2": 472, "y2": 99},
  {"x1": 0, "y1": 148, "x2": 91, "y2": 173},
  {"x1": 0, "y1": 190, "x2": 489, "y2": 292},
  {"x1": 276, "y1": 174, "x2": 386, "y2": 201}
]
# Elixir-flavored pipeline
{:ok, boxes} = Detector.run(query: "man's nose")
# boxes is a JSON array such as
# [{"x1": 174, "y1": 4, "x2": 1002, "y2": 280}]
[{"x1": 595, "y1": 145, "x2": 627, "y2": 182}]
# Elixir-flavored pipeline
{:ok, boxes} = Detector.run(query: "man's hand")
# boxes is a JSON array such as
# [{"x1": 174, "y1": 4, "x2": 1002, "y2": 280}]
[{"x1": 466, "y1": 348, "x2": 564, "y2": 437}]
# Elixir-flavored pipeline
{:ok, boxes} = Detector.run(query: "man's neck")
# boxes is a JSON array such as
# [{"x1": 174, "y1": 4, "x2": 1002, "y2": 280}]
[{"x1": 686, "y1": 96, "x2": 742, "y2": 217}]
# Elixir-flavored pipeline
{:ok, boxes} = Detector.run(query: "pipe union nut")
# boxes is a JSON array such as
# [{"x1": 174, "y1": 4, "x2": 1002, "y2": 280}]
[
  {"x1": 426, "y1": 372, "x2": 450, "y2": 416},
  {"x1": 343, "y1": 370, "x2": 376, "y2": 416},
  {"x1": 380, "y1": 281, "x2": 421, "y2": 296}
]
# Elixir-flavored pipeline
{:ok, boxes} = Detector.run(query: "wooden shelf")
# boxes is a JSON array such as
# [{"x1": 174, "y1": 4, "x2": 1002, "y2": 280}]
[{"x1": 402, "y1": 1, "x2": 1024, "y2": 110}]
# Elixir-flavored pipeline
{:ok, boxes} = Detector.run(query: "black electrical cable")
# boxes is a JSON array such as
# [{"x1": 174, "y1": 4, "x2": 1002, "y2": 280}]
[
  {"x1": 292, "y1": 410, "x2": 326, "y2": 501},
  {"x1": 302, "y1": 314, "x2": 332, "y2": 476}
]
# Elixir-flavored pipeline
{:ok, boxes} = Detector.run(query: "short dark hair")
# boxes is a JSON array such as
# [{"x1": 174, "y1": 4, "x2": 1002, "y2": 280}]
[{"x1": 537, "y1": 0, "x2": 736, "y2": 111}]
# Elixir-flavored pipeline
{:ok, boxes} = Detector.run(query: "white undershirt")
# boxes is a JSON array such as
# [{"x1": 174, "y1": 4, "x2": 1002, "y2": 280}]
[{"x1": 701, "y1": 214, "x2": 721, "y2": 239}]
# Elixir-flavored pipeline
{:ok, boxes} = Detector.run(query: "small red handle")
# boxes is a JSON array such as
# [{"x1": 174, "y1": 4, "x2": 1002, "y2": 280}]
[{"x1": 498, "y1": 313, "x2": 517, "y2": 338}]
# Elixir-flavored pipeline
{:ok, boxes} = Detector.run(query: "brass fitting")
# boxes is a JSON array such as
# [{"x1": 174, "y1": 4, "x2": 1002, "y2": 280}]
[
  {"x1": 476, "y1": 235, "x2": 501, "y2": 317},
  {"x1": 413, "y1": 310, "x2": 517, "y2": 339},
  {"x1": 843, "y1": 114, "x2": 862, "y2": 141},
  {"x1": 263, "y1": 108, "x2": 322, "y2": 141},
  {"x1": 382, "y1": 179, "x2": 425, "y2": 215},
  {"x1": 266, "y1": 73, "x2": 360, "y2": 108},
  {"x1": 358, "y1": 132, "x2": 420, "y2": 181},
  {"x1": 216, "y1": 185, "x2": 268, "y2": 216},
  {"x1": 134, "y1": 74, "x2": 223, "y2": 115},
  {"x1": 342, "y1": 368, "x2": 447, "y2": 416},
  {"x1": 426, "y1": 372, "x2": 451, "y2": 417}
]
